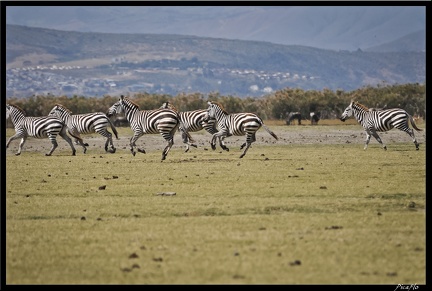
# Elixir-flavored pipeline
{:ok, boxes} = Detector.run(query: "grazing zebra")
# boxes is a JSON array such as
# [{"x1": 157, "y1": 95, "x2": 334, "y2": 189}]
[
  {"x1": 48, "y1": 104, "x2": 119, "y2": 153},
  {"x1": 106, "y1": 95, "x2": 188, "y2": 160},
  {"x1": 204, "y1": 101, "x2": 278, "y2": 158},
  {"x1": 286, "y1": 112, "x2": 302, "y2": 125},
  {"x1": 310, "y1": 112, "x2": 320, "y2": 125},
  {"x1": 339, "y1": 101, "x2": 422, "y2": 150},
  {"x1": 160, "y1": 101, "x2": 225, "y2": 152},
  {"x1": 6, "y1": 103, "x2": 79, "y2": 156}
]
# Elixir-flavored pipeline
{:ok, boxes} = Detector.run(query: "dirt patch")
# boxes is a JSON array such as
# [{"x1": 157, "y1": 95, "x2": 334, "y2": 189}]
[{"x1": 5, "y1": 125, "x2": 426, "y2": 156}]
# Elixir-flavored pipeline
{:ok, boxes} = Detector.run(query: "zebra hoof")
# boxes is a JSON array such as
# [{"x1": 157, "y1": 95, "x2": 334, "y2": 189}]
[
  {"x1": 191, "y1": 144, "x2": 198, "y2": 148},
  {"x1": 211, "y1": 144, "x2": 216, "y2": 151},
  {"x1": 137, "y1": 148, "x2": 146, "y2": 154},
  {"x1": 45, "y1": 153, "x2": 51, "y2": 156},
  {"x1": 84, "y1": 143, "x2": 89, "y2": 146},
  {"x1": 132, "y1": 151, "x2": 136, "y2": 156},
  {"x1": 15, "y1": 152, "x2": 21, "y2": 156}
]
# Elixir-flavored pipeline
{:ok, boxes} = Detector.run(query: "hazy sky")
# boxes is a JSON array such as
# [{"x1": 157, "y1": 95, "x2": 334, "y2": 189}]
[{"x1": 5, "y1": 5, "x2": 426, "y2": 50}]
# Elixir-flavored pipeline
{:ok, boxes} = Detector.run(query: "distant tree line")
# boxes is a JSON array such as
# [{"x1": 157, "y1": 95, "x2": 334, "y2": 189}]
[{"x1": 6, "y1": 83, "x2": 425, "y2": 127}]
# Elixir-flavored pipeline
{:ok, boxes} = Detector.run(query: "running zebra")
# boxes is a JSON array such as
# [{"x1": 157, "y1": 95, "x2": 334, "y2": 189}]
[
  {"x1": 204, "y1": 101, "x2": 279, "y2": 158},
  {"x1": 6, "y1": 103, "x2": 79, "y2": 156},
  {"x1": 48, "y1": 104, "x2": 119, "y2": 153},
  {"x1": 106, "y1": 95, "x2": 187, "y2": 160},
  {"x1": 160, "y1": 101, "x2": 225, "y2": 152},
  {"x1": 339, "y1": 101, "x2": 422, "y2": 150}
]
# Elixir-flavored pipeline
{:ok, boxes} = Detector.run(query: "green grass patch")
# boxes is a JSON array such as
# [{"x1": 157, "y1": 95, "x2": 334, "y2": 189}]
[{"x1": 6, "y1": 131, "x2": 425, "y2": 284}]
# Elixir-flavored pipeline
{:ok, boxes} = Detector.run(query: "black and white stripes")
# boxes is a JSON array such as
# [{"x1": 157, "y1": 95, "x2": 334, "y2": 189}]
[
  {"x1": 6, "y1": 103, "x2": 78, "y2": 156},
  {"x1": 48, "y1": 104, "x2": 119, "y2": 153},
  {"x1": 160, "y1": 101, "x2": 223, "y2": 152},
  {"x1": 339, "y1": 101, "x2": 422, "y2": 150},
  {"x1": 107, "y1": 96, "x2": 184, "y2": 160},
  {"x1": 205, "y1": 101, "x2": 278, "y2": 158}
]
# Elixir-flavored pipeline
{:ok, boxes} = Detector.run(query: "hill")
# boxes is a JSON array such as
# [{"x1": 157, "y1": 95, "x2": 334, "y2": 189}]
[
  {"x1": 6, "y1": 6, "x2": 426, "y2": 51},
  {"x1": 6, "y1": 24, "x2": 425, "y2": 98}
]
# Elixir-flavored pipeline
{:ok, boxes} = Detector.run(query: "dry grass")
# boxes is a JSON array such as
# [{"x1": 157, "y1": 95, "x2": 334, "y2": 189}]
[{"x1": 5, "y1": 125, "x2": 426, "y2": 284}]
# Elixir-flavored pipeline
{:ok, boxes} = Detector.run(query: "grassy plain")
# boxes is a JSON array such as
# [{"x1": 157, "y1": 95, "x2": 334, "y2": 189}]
[{"x1": 5, "y1": 124, "x2": 426, "y2": 284}]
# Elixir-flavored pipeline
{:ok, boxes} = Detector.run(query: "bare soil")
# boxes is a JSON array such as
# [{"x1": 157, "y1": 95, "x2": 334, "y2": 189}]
[{"x1": 5, "y1": 124, "x2": 427, "y2": 156}]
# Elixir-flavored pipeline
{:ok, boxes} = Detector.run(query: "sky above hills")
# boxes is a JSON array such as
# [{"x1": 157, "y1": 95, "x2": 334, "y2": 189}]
[{"x1": 5, "y1": 5, "x2": 426, "y2": 51}]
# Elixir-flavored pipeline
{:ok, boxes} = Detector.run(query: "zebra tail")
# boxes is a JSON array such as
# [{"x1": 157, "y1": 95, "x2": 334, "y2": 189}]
[
  {"x1": 409, "y1": 114, "x2": 423, "y2": 132},
  {"x1": 107, "y1": 117, "x2": 120, "y2": 139},
  {"x1": 179, "y1": 120, "x2": 195, "y2": 143},
  {"x1": 67, "y1": 128, "x2": 84, "y2": 144},
  {"x1": 262, "y1": 124, "x2": 279, "y2": 140}
]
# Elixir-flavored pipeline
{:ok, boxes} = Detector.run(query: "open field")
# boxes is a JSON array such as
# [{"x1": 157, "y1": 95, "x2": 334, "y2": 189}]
[{"x1": 5, "y1": 123, "x2": 426, "y2": 284}]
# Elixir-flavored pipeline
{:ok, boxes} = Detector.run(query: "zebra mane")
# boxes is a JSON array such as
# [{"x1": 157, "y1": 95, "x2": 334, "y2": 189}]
[
  {"x1": 54, "y1": 103, "x2": 72, "y2": 114},
  {"x1": 353, "y1": 101, "x2": 369, "y2": 111},
  {"x1": 165, "y1": 102, "x2": 178, "y2": 112},
  {"x1": 7, "y1": 103, "x2": 26, "y2": 115},
  {"x1": 123, "y1": 97, "x2": 140, "y2": 110},
  {"x1": 210, "y1": 101, "x2": 228, "y2": 115}
]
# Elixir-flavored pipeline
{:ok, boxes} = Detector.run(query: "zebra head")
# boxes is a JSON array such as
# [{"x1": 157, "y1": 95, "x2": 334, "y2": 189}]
[
  {"x1": 106, "y1": 100, "x2": 124, "y2": 117},
  {"x1": 204, "y1": 101, "x2": 217, "y2": 122},
  {"x1": 339, "y1": 102, "x2": 354, "y2": 122},
  {"x1": 48, "y1": 104, "x2": 67, "y2": 118}
]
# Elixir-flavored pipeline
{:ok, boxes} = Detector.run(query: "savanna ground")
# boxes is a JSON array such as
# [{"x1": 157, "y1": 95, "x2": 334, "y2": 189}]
[{"x1": 5, "y1": 119, "x2": 426, "y2": 285}]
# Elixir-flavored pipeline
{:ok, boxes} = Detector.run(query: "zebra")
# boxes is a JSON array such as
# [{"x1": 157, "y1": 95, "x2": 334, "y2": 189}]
[
  {"x1": 204, "y1": 101, "x2": 279, "y2": 158},
  {"x1": 339, "y1": 100, "x2": 422, "y2": 150},
  {"x1": 286, "y1": 112, "x2": 302, "y2": 125},
  {"x1": 310, "y1": 112, "x2": 320, "y2": 125},
  {"x1": 48, "y1": 104, "x2": 119, "y2": 153},
  {"x1": 6, "y1": 103, "x2": 80, "y2": 156},
  {"x1": 106, "y1": 95, "x2": 190, "y2": 160},
  {"x1": 160, "y1": 101, "x2": 226, "y2": 152}
]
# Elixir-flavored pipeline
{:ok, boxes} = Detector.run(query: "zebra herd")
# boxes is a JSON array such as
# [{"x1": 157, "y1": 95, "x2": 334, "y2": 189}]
[{"x1": 6, "y1": 97, "x2": 423, "y2": 159}]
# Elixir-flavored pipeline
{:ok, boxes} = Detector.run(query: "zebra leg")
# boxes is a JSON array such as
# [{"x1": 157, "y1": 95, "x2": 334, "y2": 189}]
[
  {"x1": 45, "y1": 133, "x2": 59, "y2": 156},
  {"x1": 104, "y1": 132, "x2": 116, "y2": 153},
  {"x1": 70, "y1": 130, "x2": 87, "y2": 153},
  {"x1": 59, "y1": 129, "x2": 77, "y2": 156},
  {"x1": 369, "y1": 130, "x2": 386, "y2": 150},
  {"x1": 162, "y1": 138, "x2": 174, "y2": 161},
  {"x1": 213, "y1": 131, "x2": 229, "y2": 151},
  {"x1": 182, "y1": 131, "x2": 197, "y2": 153},
  {"x1": 220, "y1": 139, "x2": 229, "y2": 151},
  {"x1": 75, "y1": 139, "x2": 89, "y2": 147},
  {"x1": 239, "y1": 133, "x2": 256, "y2": 158},
  {"x1": 218, "y1": 136, "x2": 228, "y2": 151},
  {"x1": 363, "y1": 130, "x2": 372, "y2": 150},
  {"x1": 16, "y1": 137, "x2": 27, "y2": 156},
  {"x1": 130, "y1": 133, "x2": 144, "y2": 156},
  {"x1": 6, "y1": 133, "x2": 22, "y2": 151},
  {"x1": 239, "y1": 143, "x2": 251, "y2": 158},
  {"x1": 406, "y1": 128, "x2": 420, "y2": 150},
  {"x1": 210, "y1": 133, "x2": 218, "y2": 150}
]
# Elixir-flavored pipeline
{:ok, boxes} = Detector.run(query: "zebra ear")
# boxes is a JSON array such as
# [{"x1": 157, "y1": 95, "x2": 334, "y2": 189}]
[{"x1": 120, "y1": 95, "x2": 124, "y2": 100}]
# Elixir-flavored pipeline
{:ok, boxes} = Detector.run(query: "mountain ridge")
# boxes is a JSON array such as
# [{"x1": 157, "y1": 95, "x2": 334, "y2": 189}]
[
  {"x1": 5, "y1": 24, "x2": 425, "y2": 98},
  {"x1": 6, "y1": 6, "x2": 426, "y2": 52}
]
